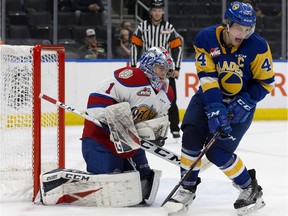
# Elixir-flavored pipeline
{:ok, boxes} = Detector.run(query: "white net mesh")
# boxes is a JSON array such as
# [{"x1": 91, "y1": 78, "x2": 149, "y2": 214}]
[{"x1": 0, "y1": 45, "x2": 63, "y2": 201}]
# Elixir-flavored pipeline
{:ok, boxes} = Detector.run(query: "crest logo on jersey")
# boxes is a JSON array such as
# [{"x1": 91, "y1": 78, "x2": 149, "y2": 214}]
[
  {"x1": 218, "y1": 71, "x2": 243, "y2": 96},
  {"x1": 131, "y1": 105, "x2": 157, "y2": 123},
  {"x1": 210, "y1": 47, "x2": 221, "y2": 57},
  {"x1": 137, "y1": 87, "x2": 152, "y2": 96},
  {"x1": 217, "y1": 61, "x2": 243, "y2": 96},
  {"x1": 161, "y1": 29, "x2": 171, "y2": 34},
  {"x1": 119, "y1": 69, "x2": 133, "y2": 79}
]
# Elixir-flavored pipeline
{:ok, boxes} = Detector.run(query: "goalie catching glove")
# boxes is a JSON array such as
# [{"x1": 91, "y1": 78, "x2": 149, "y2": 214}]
[{"x1": 135, "y1": 115, "x2": 170, "y2": 147}]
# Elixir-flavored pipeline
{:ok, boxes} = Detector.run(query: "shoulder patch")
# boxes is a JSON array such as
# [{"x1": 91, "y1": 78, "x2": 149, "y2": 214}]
[
  {"x1": 115, "y1": 67, "x2": 150, "y2": 87},
  {"x1": 119, "y1": 69, "x2": 133, "y2": 79}
]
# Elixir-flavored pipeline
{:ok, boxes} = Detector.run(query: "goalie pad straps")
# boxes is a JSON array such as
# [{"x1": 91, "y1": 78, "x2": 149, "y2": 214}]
[
  {"x1": 142, "y1": 169, "x2": 162, "y2": 205},
  {"x1": 40, "y1": 168, "x2": 142, "y2": 207},
  {"x1": 105, "y1": 102, "x2": 141, "y2": 154}
]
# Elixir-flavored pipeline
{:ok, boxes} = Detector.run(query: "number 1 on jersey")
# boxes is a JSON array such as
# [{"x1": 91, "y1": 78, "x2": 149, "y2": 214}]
[{"x1": 105, "y1": 82, "x2": 115, "y2": 94}]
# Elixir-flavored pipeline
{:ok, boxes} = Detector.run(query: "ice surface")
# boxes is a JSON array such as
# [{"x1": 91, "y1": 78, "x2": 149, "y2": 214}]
[{"x1": 1, "y1": 121, "x2": 287, "y2": 216}]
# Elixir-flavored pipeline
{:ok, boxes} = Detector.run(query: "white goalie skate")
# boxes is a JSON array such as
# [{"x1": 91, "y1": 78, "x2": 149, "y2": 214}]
[{"x1": 234, "y1": 169, "x2": 266, "y2": 216}]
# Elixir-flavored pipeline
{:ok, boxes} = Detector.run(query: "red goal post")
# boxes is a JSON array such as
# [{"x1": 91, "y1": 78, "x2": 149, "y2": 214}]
[{"x1": 0, "y1": 45, "x2": 65, "y2": 201}]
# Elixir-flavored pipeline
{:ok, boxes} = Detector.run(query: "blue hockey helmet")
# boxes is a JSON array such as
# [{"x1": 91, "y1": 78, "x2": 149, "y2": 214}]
[
  {"x1": 225, "y1": 1, "x2": 256, "y2": 26},
  {"x1": 224, "y1": 1, "x2": 256, "y2": 38},
  {"x1": 139, "y1": 47, "x2": 174, "y2": 92}
]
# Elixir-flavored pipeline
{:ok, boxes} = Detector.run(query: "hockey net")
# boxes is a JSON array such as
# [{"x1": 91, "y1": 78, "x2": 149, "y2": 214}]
[{"x1": 0, "y1": 45, "x2": 65, "y2": 201}]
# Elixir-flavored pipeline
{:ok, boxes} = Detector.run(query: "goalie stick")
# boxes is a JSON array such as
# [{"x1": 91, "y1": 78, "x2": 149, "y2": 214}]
[{"x1": 39, "y1": 93, "x2": 212, "y2": 171}]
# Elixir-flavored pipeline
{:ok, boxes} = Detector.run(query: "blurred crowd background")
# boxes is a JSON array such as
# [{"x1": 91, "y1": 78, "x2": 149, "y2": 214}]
[{"x1": 0, "y1": 0, "x2": 287, "y2": 59}]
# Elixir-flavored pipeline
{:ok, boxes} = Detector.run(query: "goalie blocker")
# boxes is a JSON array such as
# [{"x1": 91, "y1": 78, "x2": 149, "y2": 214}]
[{"x1": 40, "y1": 168, "x2": 161, "y2": 207}]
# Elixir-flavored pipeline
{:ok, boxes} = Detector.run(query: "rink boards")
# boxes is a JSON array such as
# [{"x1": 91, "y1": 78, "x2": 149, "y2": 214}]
[{"x1": 64, "y1": 60, "x2": 287, "y2": 125}]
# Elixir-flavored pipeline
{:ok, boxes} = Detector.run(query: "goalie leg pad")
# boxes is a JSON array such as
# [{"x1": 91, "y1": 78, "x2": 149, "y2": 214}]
[
  {"x1": 142, "y1": 169, "x2": 162, "y2": 205},
  {"x1": 40, "y1": 168, "x2": 143, "y2": 207}
]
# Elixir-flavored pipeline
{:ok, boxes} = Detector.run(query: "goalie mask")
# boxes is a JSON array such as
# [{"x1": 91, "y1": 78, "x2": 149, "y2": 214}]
[
  {"x1": 224, "y1": 1, "x2": 256, "y2": 39},
  {"x1": 139, "y1": 47, "x2": 174, "y2": 92}
]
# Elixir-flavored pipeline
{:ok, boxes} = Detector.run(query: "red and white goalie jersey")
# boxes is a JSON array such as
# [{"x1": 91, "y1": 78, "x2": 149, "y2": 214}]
[{"x1": 82, "y1": 66, "x2": 174, "y2": 158}]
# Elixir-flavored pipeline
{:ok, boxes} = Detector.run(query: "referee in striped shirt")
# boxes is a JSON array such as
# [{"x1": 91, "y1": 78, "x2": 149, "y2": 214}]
[{"x1": 130, "y1": 0, "x2": 183, "y2": 139}]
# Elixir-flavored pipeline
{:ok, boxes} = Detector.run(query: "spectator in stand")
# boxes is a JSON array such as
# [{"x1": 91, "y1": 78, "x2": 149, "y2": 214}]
[
  {"x1": 78, "y1": 28, "x2": 106, "y2": 59},
  {"x1": 114, "y1": 28, "x2": 131, "y2": 59},
  {"x1": 120, "y1": 20, "x2": 133, "y2": 39},
  {"x1": 121, "y1": 20, "x2": 133, "y2": 33},
  {"x1": 71, "y1": 0, "x2": 107, "y2": 25},
  {"x1": 130, "y1": 0, "x2": 183, "y2": 139}
]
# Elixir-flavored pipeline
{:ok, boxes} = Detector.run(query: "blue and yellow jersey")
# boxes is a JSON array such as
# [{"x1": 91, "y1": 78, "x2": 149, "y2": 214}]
[{"x1": 194, "y1": 25, "x2": 275, "y2": 105}]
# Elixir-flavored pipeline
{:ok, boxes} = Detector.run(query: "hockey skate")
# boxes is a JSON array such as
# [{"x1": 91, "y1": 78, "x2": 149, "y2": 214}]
[
  {"x1": 234, "y1": 169, "x2": 266, "y2": 216},
  {"x1": 163, "y1": 178, "x2": 200, "y2": 215}
]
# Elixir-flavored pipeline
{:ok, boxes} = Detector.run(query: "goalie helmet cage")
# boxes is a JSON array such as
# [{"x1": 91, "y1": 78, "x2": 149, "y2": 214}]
[{"x1": 0, "y1": 45, "x2": 65, "y2": 201}]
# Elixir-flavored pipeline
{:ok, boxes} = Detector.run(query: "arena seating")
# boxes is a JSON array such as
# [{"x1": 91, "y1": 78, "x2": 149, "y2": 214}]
[
  {"x1": 4, "y1": 0, "x2": 284, "y2": 59},
  {"x1": 168, "y1": 0, "x2": 283, "y2": 58}
]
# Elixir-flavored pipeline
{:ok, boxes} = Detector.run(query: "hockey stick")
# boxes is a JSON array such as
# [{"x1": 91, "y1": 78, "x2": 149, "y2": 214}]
[
  {"x1": 161, "y1": 130, "x2": 222, "y2": 207},
  {"x1": 40, "y1": 93, "x2": 212, "y2": 171},
  {"x1": 39, "y1": 93, "x2": 182, "y2": 167}
]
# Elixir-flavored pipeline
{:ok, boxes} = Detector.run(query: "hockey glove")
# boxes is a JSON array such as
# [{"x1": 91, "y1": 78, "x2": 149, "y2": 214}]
[
  {"x1": 228, "y1": 93, "x2": 256, "y2": 124},
  {"x1": 205, "y1": 103, "x2": 232, "y2": 136}
]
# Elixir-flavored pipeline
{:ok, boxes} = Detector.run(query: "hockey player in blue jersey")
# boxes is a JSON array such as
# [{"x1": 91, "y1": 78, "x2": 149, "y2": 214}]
[{"x1": 164, "y1": 1, "x2": 275, "y2": 215}]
